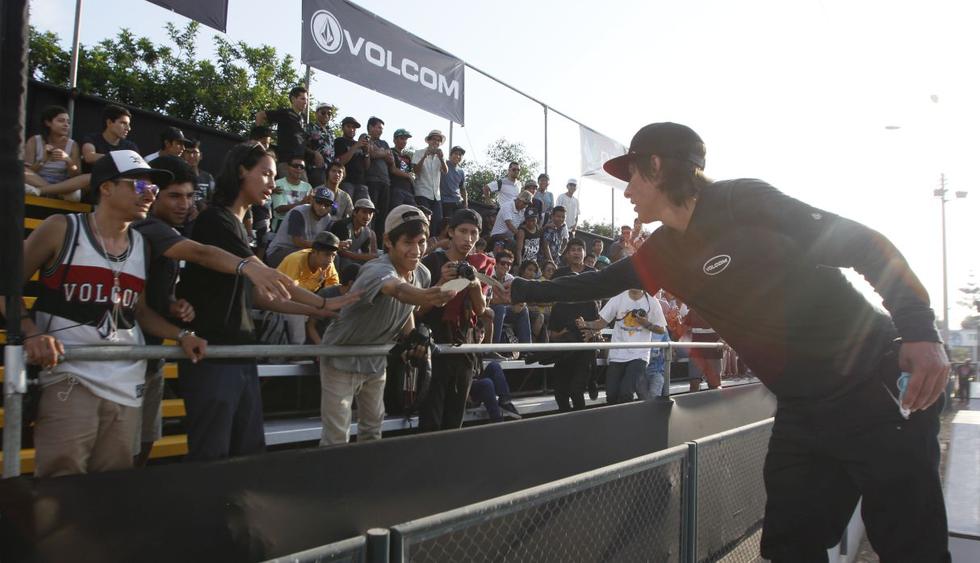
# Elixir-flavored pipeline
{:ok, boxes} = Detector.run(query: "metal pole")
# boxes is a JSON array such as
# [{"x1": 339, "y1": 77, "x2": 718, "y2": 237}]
[
  {"x1": 448, "y1": 120, "x2": 453, "y2": 150},
  {"x1": 66, "y1": 0, "x2": 83, "y2": 133},
  {"x1": 682, "y1": 441, "x2": 698, "y2": 563},
  {"x1": 662, "y1": 344, "x2": 674, "y2": 398},
  {"x1": 610, "y1": 187, "x2": 615, "y2": 234},
  {"x1": 1, "y1": 0, "x2": 30, "y2": 479},
  {"x1": 939, "y1": 173, "x2": 949, "y2": 344},
  {"x1": 543, "y1": 105, "x2": 548, "y2": 174},
  {"x1": 366, "y1": 528, "x2": 390, "y2": 563},
  {"x1": 303, "y1": 64, "x2": 312, "y2": 125}
]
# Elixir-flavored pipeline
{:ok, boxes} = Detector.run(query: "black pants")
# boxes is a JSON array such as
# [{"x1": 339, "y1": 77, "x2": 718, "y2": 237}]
[
  {"x1": 367, "y1": 181, "x2": 390, "y2": 241},
  {"x1": 760, "y1": 351, "x2": 949, "y2": 563},
  {"x1": 419, "y1": 354, "x2": 475, "y2": 432},
  {"x1": 178, "y1": 360, "x2": 266, "y2": 462},
  {"x1": 553, "y1": 352, "x2": 593, "y2": 412},
  {"x1": 441, "y1": 201, "x2": 462, "y2": 222}
]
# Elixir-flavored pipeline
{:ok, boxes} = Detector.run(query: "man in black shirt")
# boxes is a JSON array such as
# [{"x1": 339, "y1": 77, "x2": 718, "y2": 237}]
[
  {"x1": 176, "y1": 142, "x2": 359, "y2": 461},
  {"x1": 504, "y1": 123, "x2": 951, "y2": 562},
  {"x1": 133, "y1": 156, "x2": 297, "y2": 464},
  {"x1": 389, "y1": 129, "x2": 416, "y2": 207},
  {"x1": 418, "y1": 209, "x2": 492, "y2": 432},
  {"x1": 365, "y1": 116, "x2": 394, "y2": 240},
  {"x1": 256, "y1": 86, "x2": 318, "y2": 173},
  {"x1": 333, "y1": 116, "x2": 370, "y2": 201},
  {"x1": 548, "y1": 269, "x2": 599, "y2": 411},
  {"x1": 80, "y1": 105, "x2": 140, "y2": 205},
  {"x1": 181, "y1": 139, "x2": 215, "y2": 209}
]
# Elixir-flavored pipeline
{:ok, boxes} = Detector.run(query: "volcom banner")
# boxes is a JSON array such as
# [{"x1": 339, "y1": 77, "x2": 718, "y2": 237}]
[
  {"x1": 302, "y1": 0, "x2": 465, "y2": 124},
  {"x1": 147, "y1": 0, "x2": 229, "y2": 32},
  {"x1": 580, "y1": 125, "x2": 627, "y2": 190}
]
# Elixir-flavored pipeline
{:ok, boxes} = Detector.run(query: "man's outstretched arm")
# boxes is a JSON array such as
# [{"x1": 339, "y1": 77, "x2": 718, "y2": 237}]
[{"x1": 506, "y1": 257, "x2": 642, "y2": 304}]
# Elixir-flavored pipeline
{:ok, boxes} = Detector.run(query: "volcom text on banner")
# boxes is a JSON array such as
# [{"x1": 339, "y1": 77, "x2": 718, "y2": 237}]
[{"x1": 302, "y1": 0, "x2": 465, "y2": 124}]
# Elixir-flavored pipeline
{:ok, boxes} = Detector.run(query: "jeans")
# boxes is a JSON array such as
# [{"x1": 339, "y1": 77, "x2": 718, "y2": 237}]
[
  {"x1": 414, "y1": 196, "x2": 442, "y2": 228},
  {"x1": 319, "y1": 362, "x2": 386, "y2": 445},
  {"x1": 469, "y1": 361, "x2": 513, "y2": 421},
  {"x1": 553, "y1": 351, "x2": 593, "y2": 411},
  {"x1": 367, "y1": 181, "x2": 390, "y2": 240},
  {"x1": 441, "y1": 201, "x2": 462, "y2": 222},
  {"x1": 179, "y1": 360, "x2": 265, "y2": 462},
  {"x1": 605, "y1": 359, "x2": 648, "y2": 404},
  {"x1": 491, "y1": 304, "x2": 532, "y2": 344}
]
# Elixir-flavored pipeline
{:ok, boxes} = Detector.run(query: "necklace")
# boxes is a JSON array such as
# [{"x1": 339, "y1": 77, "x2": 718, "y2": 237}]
[{"x1": 89, "y1": 214, "x2": 129, "y2": 340}]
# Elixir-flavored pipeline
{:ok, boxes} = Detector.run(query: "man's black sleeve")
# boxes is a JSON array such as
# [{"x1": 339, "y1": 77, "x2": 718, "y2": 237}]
[
  {"x1": 511, "y1": 257, "x2": 641, "y2": 304},
  {"x1": 727, "y1": 179, "x2": 939, "y2": 342}
]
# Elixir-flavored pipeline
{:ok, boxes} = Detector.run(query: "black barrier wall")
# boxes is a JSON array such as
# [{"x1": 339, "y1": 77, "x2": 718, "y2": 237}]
[{"x1": 0, "y1": 384, "x2": 774, "y2": 563}]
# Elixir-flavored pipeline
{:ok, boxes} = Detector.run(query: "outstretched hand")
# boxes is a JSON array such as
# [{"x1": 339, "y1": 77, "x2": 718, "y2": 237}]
[
  {"x1": 245, "y1": 262, "x2": 296, "y2": 302},
  {"x1": 898, "y1": 341, "x2": 950, "y2": 411},
  {"x1": 496, "y1": 279, "x2": 513, "y2": 305}
]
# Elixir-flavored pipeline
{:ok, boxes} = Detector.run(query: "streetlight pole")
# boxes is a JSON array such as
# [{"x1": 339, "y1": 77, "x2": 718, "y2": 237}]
[{"x1": 934, "y1": 173, "x2": 968, "y2": 345}]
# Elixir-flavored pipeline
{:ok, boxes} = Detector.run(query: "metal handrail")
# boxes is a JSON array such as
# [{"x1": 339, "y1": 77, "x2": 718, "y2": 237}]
[{"x1": 55, "y1": 341, "x2": 726, "y2": 362}]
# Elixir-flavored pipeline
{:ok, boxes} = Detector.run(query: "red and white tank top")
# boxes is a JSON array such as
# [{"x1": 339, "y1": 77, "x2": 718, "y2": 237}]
[{"x1": 34, "y1": 213, "x2": 148, "y2": 407}]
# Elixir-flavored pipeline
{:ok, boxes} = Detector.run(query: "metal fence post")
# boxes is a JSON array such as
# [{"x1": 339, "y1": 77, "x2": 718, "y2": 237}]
[
  {"x1": 682, "y1": 441, "x2": 698, "y2": 563},
  {"x1": 366, "y1": 528, "x2": 390, "y2": 563},
  {"x1": 662, "y1": 344, "x2": 674, "y2": 398}
]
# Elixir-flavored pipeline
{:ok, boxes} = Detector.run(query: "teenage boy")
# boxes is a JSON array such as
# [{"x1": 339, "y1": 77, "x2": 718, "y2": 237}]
[
  {"x1": 333, "y1": 116, "x2": 370, "y2": 201},
  {"x1": 490, "y1": 191, "x2": 533, "y2": 248},
  {"x1": 256, "y1": 85, "x2": 316, "y2": 171},
  {"x1": 265, "y1": 186, "x2": 337, "y2": 268},
  {"x1": 412, "y1": 130, "x2": 449, "y2": 228},
  {"x1": 539, "y1": 205, "x2": 569, "y2": 266},
  {"x1": 276, "y1": 231, "x2": 342, "y2": 344},
  {"x1": 271, "y1": 155, "x2": 313, "y2": 231},
  {"x1": 181, "y1": 139, "x2": 215, "y2": 208},
  {"x1": 483, "y1": 161, "x2": 521, "y2": 207},
  {"x1": 555, "y1": 178, "x2": 580, "y2": 234},
  {"x1": 144, "y1": 127, "x2": 188, "y2": 162},
  {"x1": 440, "y1": 146, "x2": 467, "y2": 219},
  {"x1": 308, "y1": 263, "x2": 361, "y2": 344},
  {"x1": 319, "y1": 158, "x2": 353, "y2": 221},
  {"x1": 503, "y1": 122, "x2": 951, "y2": 562},
  {"x1": 557, "y1": 237, "x2": 592, "y2": 276},
  {"x1": 389, "y1": 128, "x2": 416, "y2": 207},
  {"x1": 332, "y1": 198, "x2": 379, "y2": 270},
  {"x1": 177, "y1": 142, "x2": 358, "y2": 462},
  {"x1": 319, "y1": 205, "x2": 460, "y2": 445},
  {"x1": 306, "y1": 101, "x2": 337, "y2": 186},
  {"x1": 132, "y1": 156, "x2": 295, "y2": 465},
  {"x1": 365, "y1": 116, "x2": 394, "y2": 237},
  {"x1": 575, "y1": 288, "x2": 666, "y2": 404},
  {"x1": 418, "y1": 209, "x2": 493, "y2": 432},
  {"x1": 81, "y1": 105, "x2": 139, "y2": 172},
  {"x1": 5, "y1": 151, "x2": 207, "y2": 477},
  {"x1": 534, "y1": 173, "x2": 554, "y2": 221}
]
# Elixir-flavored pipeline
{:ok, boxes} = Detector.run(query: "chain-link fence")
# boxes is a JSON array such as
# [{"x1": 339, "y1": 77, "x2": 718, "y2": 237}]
[
  {"x1": 390, "y1": 444, "x2": 689, "y2": 562},
  {"x1": 693, "y1": 419, "x2": 773, "y2": 563},
  {"x1": 264, "y1": 535, "x2": 366, "y2": 563}
]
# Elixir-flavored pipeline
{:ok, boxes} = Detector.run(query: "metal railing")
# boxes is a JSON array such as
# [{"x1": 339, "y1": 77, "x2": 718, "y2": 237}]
[
  {"x1": 1, "y1": 340, "x2": 725, "y2": 478},
  {"x1": 267, "y1": 418, "x2": 774, "y2": 563}
]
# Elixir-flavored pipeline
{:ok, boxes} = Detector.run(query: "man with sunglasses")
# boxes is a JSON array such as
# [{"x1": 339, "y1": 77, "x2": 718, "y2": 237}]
[
  {"x1": 271, "y1": 155, "x2": 313, "y2": 232},
  {"x1": 306, "y1": 102, "x2": 337, "y2": 186},
  {"x1": 266, "y1": 186, "x2": 338, "y2": 268},
  {"x1": 2, "y1": 150, "x2": 209, "y2": 477},
  {"x1": 483, "y1": 160, "x2": 522, "y2": 208},
  {"x1": 502, "y1": 122, "x2": 951, "y2": 562}
]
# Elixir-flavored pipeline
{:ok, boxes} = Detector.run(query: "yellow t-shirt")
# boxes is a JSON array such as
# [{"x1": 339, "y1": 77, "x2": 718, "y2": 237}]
[{"x1": 276, "y1": 249, "x2": 339, "y2": 292}]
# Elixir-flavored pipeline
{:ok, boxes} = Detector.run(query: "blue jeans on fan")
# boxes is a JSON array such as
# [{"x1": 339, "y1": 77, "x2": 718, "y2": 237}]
[
  {"x1": 639, "y1": 332, "x2": 671, "y2": 399},
  {"x1": 469, "y1": 361, "x2": 513, "y2": 421},
  {"x1": 491, "y1": 304, "x2": 532, "y2": 344}
]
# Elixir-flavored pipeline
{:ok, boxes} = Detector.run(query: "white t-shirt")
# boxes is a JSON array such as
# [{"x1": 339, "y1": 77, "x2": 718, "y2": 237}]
[
  {"x1": 556, "y1": 192, "x2": 579, "y2": 230},
  {"x1": 487, "y1": 177, "x2": 520, "y2": 207},
  {"x1": 490, "y1": 200, "x2": 523, "y2": 236},
  {"x1": 598, "y1": 290, "x2": 667, "y2": 363},
  {"x1": 412, "y1": 149, "x2": 443, "y2": 201}
]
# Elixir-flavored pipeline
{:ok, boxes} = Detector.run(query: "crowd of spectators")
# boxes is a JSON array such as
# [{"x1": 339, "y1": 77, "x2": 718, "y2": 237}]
[{"x1": 9, "y1": 88, "x2": 736, "y2": 478}]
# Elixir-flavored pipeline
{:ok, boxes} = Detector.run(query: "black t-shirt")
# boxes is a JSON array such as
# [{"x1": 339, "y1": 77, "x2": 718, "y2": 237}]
[
  {"x1": 177, "y1": 206, "x2": 256, "y2": 345},
  {"x1": 80, "y1": 133, "x2": 140, "y2": 173},
  {"x1": 334, "y1": 137, "x2": 368, "y2": 184},
  {"x1": 134, "y1": 216, "x2": 186, "y2": 345},
  {"x1": 194, "y1": 170, "x2": 215, "y2": 203},
  {"x1": 548, "y1": 274, "x2": 599, "y2": 343},
  {"x1": 366, "y1": 138, "x2": 391, "y2": 184},
  {"x1": 265, "y1": 108, "x2": 305, "y2": 161},
  {"x1": 391, "y1": 150, "x2": 413, "y2": 193}
]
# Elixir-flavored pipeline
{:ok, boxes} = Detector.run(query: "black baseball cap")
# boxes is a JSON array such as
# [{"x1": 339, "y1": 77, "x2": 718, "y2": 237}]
[
  {"x1": 449, "y1": 208, "x2": 482, "y2": 230},
  {"x1": 341, "y1": 116, "x2": 361, "y2": 128},
  {"x1": 312, "y1": 231, "x2": 341, "y2": 251},
  {"x1": 160, "y1": 126, "x2": 188, "y2": 144},
  {"x1": 90, "y1": 150, "x2": 173, "y2": 191},
  {"x1": 602, "y1": 122, "x2": 706, "y2": 182}
]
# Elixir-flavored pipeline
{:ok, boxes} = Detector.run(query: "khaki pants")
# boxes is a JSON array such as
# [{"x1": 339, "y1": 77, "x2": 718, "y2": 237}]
[
  {"x1": 319, "y1": 363, "x2": 386, "y2": 446},
  {"x1": 34, "y1": 378, "x2": 140, "y2": 478}
]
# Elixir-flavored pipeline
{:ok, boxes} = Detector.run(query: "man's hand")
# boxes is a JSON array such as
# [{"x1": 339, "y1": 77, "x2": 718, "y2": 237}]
[
  {"x1": 438, "y1": 261, "x2": 459, "y2": 286},
  {"x1": 322, "y1": 288, "x2": 363, "y2": 312},
  {"x1": 898, "y1": 341, "x2": 950, "y2": 411},
  {"x1": 168, "y1": 299, "x2": 195, "y2": 323},
  {"x1": 179, "y1": 333, "x2": 207, "y2": 363},
  {"x1": 423, "y1": 285, "x2": 457, "y2": 307},
  {"x1": 25, "y1": 334, "x2": 64, "y2": 368},
  {"x1": 244, "y1": 262, "x2": 295, "y2": 302},
  {"x1": 496, "y1": 279, "x2": 514, "y2": 305},
  {"x1": 575, "y1": 316, "x2": 587, "y2": 330}
]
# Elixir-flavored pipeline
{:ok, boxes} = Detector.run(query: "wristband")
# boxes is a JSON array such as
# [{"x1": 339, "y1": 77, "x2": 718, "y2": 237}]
[
  {"x1": 176, "y1": 329, "x2": 195, "y2": 343},
  {"x1": 318, "y1": 297, "x2": 327, "y2": 310},
  {"x1": 236, "y1": 258, "x2": 250, "y2": 275}
]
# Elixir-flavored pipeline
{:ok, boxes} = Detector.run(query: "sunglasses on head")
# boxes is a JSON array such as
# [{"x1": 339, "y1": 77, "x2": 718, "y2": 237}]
[{"x1": 117, "y1": 178, "x2": 159, "y2": 197}]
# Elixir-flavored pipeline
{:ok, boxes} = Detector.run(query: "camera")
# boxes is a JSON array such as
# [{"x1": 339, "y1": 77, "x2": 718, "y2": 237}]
[
  {"x1": 455, "y1": 261, "x2": 476, "y2": 281},
  {"x1": 629, "y1": 309, "x2": 647, "y2": 318}
]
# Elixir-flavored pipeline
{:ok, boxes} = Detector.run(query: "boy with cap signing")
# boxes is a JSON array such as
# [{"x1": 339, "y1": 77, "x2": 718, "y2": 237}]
[
  {"x1": 265, "y1": 185, "x2": 338, "y2": 268},
  {"x1": 318, "y1": 205, "x2": 461, "y2": 445},
  {"x1": 276, "y1": 231, "x2": 342, "y2": 344}
]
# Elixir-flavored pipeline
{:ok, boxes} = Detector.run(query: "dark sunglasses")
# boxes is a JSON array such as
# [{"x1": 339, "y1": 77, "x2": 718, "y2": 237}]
[
  {"x1": 289, "y1": 162, "x2": 306, "y2": 170},
  {"x1": 117, "y1": 178, "x2": 159, "y2": 197}
]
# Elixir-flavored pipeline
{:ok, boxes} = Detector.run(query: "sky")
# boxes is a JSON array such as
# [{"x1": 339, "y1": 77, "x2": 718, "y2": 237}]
[{"x1": 28, "y1": 0, "x2": 980, "y2": 329}]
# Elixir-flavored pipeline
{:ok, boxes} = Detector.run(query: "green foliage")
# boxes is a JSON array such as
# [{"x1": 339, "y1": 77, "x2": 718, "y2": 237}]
[
  {"x1": 28, "y1": 22, "x2": 305, "y2": 137},
  {"x1": 958, "y1": 272, "x2": 980, "y2": 329},
  {"x1": 579, "y1": 220, "x2": 614, "y2": 238},
  {"x1": 462, "y1": 138, "x2": 540, "y2": 205}
]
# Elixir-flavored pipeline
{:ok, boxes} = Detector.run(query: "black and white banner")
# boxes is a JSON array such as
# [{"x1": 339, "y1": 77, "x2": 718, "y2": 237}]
[
  {"x1": 301, "y1": 0, "x2": 465, "y2": 124},
  {"x1": 147, "y1": 0, "x2": 229, "y2": 32},
  {"x1": 580, "y1": 125, "x2": 627, "y2": 189}
]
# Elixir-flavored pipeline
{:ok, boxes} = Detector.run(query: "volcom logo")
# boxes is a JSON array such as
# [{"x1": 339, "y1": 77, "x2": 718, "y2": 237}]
[
  {"x1": 702, "y1": 254, "x2": 731, "y2": 276},
  {"x1": 311, "y1": 10, "x2": 343, "y2": 54},
  {"x1": 308, "y1": 9, "x2": 460, "y2": 100}
]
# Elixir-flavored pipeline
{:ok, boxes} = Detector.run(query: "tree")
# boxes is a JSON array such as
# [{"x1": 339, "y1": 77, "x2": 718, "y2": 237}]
[
  {"x1": 578, "y1": 220, "x2": 614, "y2": 238},
  {"x1": 28, "y1": 22, "x2": 306, "y2": 137},
  {"x1": 958, "y1": 272, "x2": 980, "y2": 330},
  {"x1": 463, "y1": 138, "x2": 540, "y2": 206}
]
